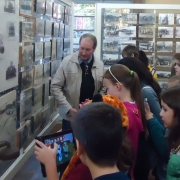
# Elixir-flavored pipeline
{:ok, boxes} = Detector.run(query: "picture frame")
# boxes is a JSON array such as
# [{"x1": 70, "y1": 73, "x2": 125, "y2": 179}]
[
  {"x1": 53, "y1": 22, "x2": 59, "y2": 37},
  {"x1": 45, "y1": 1, "x2": 53, "y2": 17},
  {"x1": 158, "y1": 27, "x2": 173, "y2": 38},
  {"x1": 7, "y1": 21, "x2": 16, "y2": 39},
  {"x1": 43, "y1": 62, "x2": 50, "y2": 79},
  {"x1": 4, "y1": 0, "x2": 15, "y2": 14},
  {"x1": 44, "y1": 41, "x2": 51, "y2": 58},
  {"x1": 35, "y1": 0, "x2": 45, "y2": 15},
  {"x1": 64, "y1": 25, "x2": 70, "y2": 38},
  {"x1": 139, "y1": 41, "x2": 154, "y2": 52},
  {"x1": 45, "y1": 20, "x2": 52, "y2": 37},
  {"x1": 176, "y1": 27, "x2": 180, "y2": 38},
  {"x1": 103, "y1": 53, "x2": 118, "y2": 65},
  {"x1": 32, "y1": 84, "x2": 43, "y2": 107},
  {"x1": 139, "y1": 26, "x2": 154, "y2": 38},
  {"x1": 59, "y1": 23, "x2": 64, "y2": 37},
  {"x1": 104, "y1": 25, "x2": 119, "y2": 37},
  {"x1": 176, "y1": 42, "x2": 180, "y2": 53},
  {"x1": 103, "y1": 39, "x2": 119, "y2": 52},
  {"x1": 104, "y1": 13, "x2": 120, "y2": 23},
  {"x1": 42, "y1": 80, "x2": 49, "y2": 106},
  {"x1": 159, "y1": 13, "x2": 174, "y2": 25},
  {"x1": 34, "y1": 41, "x2": 43, "y2": 61},
  {"x1": 63, "y1": 38, "x2": 70, "y2": 50},
  {"x1": 122, "y1": 13, "x2": 137, "y2": 24},
  {"x1": 20, "y1": 0, "x2": 34, "y2": 17},
  {"x1": 36, "y1": 18, "x2": 44, "y2": 37},
  {"x1": 157, "y1": 41, "x2": 173, "y2": 52},
  {"x1": 119, "y1": 26, "x2": 136, "y2": 38},
  {"x1": 31, "y1": 109, "x2": 42, "y2": 133},
  {"x1": 56, "y1": 38, "x2": 63, "y2": 59},
  {"x1": 33, "y1": 64, "x2": 43, "y2": 85},
  {"x1": 156, "y1": 55, "x2": 172, "y2": 66},
  {"x1": 51, "y1": 39, "x2": 56, "y2": 61},
  {"x1": 139, "y1": 13, "x2": 155, "y2": 25}
]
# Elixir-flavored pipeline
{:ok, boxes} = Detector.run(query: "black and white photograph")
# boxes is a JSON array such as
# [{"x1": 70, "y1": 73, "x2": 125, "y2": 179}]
[
  {"x1": 122, "y1": 13, "x2": 137, "y2": 24},
  {"x1": 36, "y1": 18, "x2": 44, "y2": 37},
  {"x1": 20, "y1": 0, "x2": 33, "y2": 16},
  {"x1": 20, "y1": 69, "x2": 33, "y2": 92},
  {"x1": 32, "y1": 84, "x2": 43, "y2": 107},
  {"x1": 64, "y1": 38, "x2": 70, "y2": 50},
  {"x1": 51, "y1": 60, "x2": 60, "y2": 78},
  {"x1": 103, "y1": 39, "x2": 119, "y2": 52},
  {"x1": 104, "y1": 13, "x2": 120, "y2": 23},
  {"x1": 34, "y1": 41, "x2": 43, "y2": 61},
  {"x1": 16, "y1": 120, "x2": 31, "y2": 148},
  {"x1": 176, "y1": 27, "x2": 180, "y2": 38},
  {"x1": 120, "y1": 40, "x2": 136, "y2": 52},
  {"x1": 64, "y1": 25, "x2": 70, "y2": 38},
  {"x1": 41, "y1": 107, "x2": 50, "y2": 129},
  {"x1": 139, "y1": 13, "x2": 155, "y2": 25},
  {"x1": 22, "y1": 20, "x2": 34, "y2": 42},
  {"x1": 119, "y1": 26, "x2": 136, "y2": 38},
  {"x1": 176, "y1": 14, "x2": 180, "y2": 25},
  {"x1": 6, "y1": 61, "x2": 17, "y2": 80},
  {"x1": 45, "y1": 20, "x2": 52, "y2": 37},
  {"x1": 139, "y1": 41, "x2": 154, "y2": 52},
  {"x1": 156, "y1": 71, "x2": 171, "y2": 78},
  {"x1": 59, "y1": 23, "x2": 64, "y2": 37},
  {"x1": 57, "y1": 38, "x2": 63, "y2": 59},
  {"x1": 4, "y1": 0, "x2": 15, "y2": 14},
  {"x1": 147, "y1": 55, "x2": 154, "y2": 66},
  {"x1": 159, "y1": 13, "x2": 174, "y2": 25},
  {"x1": 51, "y1": 39, "x2": 56, "y2": 61},
  {"x1": 53, "y1": 22, "x2": 59, "y2": 37},
  {"x1": 31, "y1": 109, "x2": 42, "y2": 133},
  {"x1": 139, "y1": 26, "x2": 154, "y2": 38},
  {"x1": 103, "y1": 53, "x2": 118, "y2": 65},
  {"x1": 35, "y1": 0, "x2": 45, "y2": 15},
  {"x1": 7, "y1": 21, "x2": 15, "y2": 38},
  {"x1": 33, "y1": 64, "x2": 43, "y2": 85},
  {"x1": 157, "y1": 41, "x2": 173, "y2": 52},
  {"x1": 45, "y1": 1, "x2": 53, "y2": 17},
  {"x1": 21, "y1": 45, "x2": 33, "y2": 67},
  {"x1": 104, "y1": 25, "x2": 119, "y2": 37},
  {"x1": 176, "y1": 42, "x2": 180, "y2": 53},
  {"x1": 42, "y1": 80, "x2": 49, "y2": 106},
  {"x1": 156, "y1": 55, "x2": 172, "y2": 66},
  {"x1": 43, "y1": 62, "x2": 50, "y2": 79},
  {"x1": 158, "y1": 27, "x2": 173, "y2": 38},
  {"x1": 0, "y1": 90, "x2": 17, "y2": 159},
  {"x1": 44, "y1": 41, "x2": 51, "y2": 58},
  {"x1": 158, "y1": 81, "x2": 168, "y2": 90}
]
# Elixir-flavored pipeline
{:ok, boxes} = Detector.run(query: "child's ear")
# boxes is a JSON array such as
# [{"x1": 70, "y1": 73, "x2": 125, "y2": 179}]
[
  {"x1": 75, "y1": 139, "x2": 84, "y2": 156},
  {"x1": 115, "y1": 82, "x2": 121, "y2": 91},
  {"x1": 131, "y1": 53, "x2": 134, "y2": 57}
]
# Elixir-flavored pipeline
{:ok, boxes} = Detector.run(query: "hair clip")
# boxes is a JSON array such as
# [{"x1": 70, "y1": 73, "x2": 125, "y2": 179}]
[{"x1": 130, "y1": 70, "x2": 134, "y2": 76}]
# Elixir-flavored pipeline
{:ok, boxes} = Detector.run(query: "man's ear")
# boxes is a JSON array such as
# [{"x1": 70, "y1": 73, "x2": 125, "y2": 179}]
[
  {"x1": 75, "y1": 139, "x2": 84, "y2": 156},
  {"x1": 131, "y1": 54, "x2": 135, "y2": 57}
]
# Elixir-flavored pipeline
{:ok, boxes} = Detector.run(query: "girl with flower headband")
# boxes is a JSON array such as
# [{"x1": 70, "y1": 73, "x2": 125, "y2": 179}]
[{"x1": 103, "y1": 64, "x2": 147, "y2": 179}]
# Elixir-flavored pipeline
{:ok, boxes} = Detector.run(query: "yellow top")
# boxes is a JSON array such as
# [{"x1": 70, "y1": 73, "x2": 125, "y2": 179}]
[{"x1": 148, "y1": 65, "x2": 158, "y2": 81}]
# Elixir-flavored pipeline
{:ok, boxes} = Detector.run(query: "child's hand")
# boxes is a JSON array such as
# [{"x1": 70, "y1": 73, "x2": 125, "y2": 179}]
[
  {"x1": 144, "y1": 102, "x2": 154, "y2": 120},
  {"x1": 34, "y1": 140, "x2": 58, "y2": 166}
]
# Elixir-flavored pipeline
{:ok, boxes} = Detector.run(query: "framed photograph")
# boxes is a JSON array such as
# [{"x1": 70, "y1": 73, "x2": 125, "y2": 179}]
[
  {"x1": 104, "y1": 13, "x2": 120, "y2": 23},
  {"x1": 36, "y1": 18, "x2": 44, "y2": 37},
  {"x1": 45, "y1": 1, "x2": 53, "y2": 17},
  {"x1": 120, "y1": 40, "x2": 136, "y2": 52},
  {"x1": 157, "y1": 41, "x2": 173, "y2": 52},
  {"x1": 34, "y1": 41, "x2": 43, "y2": 61},
  {"x1": 49, "y1": 96, "x2": 56, "y2": 117},
  {"x1": 53, "y1": 3, "x2": 64, "y2": 20},
  {"x1": 57, "y1": 38, "x2": 63, "y2": 59},
  {"x1": 33, "y1": 64, "x2": 43, "y2": 85},
  {"x1": 147, "y1": 55, "x2": 154, "y2": 66},
  {"x1": 176, "y1": 42, "x2": 180, "y2": 53},
  {"x1": 103, "y1": 39, "x2": 118, "y2": 52},
  {"x1": 104, "y1": 25, "x2": 119, "y2": 37},
  {"x1": 19, "y1": 69, "x2": 33, "y2": 92},
  {"x1": 42, "y1": 80, "x2": 49, "y2": 106},
  {"x1": 45, "y1": 20, "x2": 52, "y2": 37},
  {"x1": 41, "y1": 107, "x2": 50, "y2": 128},
  {"x1": 158, "y1": 27, "x2": 173, "y2": 38},
  {"x1": 43, "y1": 62, "x2": 50, "y2": 79},
  {"x1": 4, "y1": 0, "x2": 15, "y2": 14},
  {"x1": 156, "y1": 55, "x2": 172, "y2": 66},
  {"x1": 51, "y1": 39, "x2": 56, "y2": 61},
  {"x1": 16, "y1": 120, "x2": 31, "y2": 148},
  {"x1": 156, "y1": 71, "x2": 171, "y2": 79},
  {"x1": 139, "y1": 26, "x2": 154, "y2": 38},
  {"x1": 176, "y1": 27, "x2": 180, "y2": 38},
  {"x1": 158, "y1": 81, "x2": 168, "y2": 90},
  {"x1": 64, "y1": 25, "x2": 70, "y2": 38},
  {"x1": 44, "y1": 41, "x2": 51, "y2": 58},
  {"x1": 21, "y1": 18, "x2": 34, "y2": 42},
  {"x1": 103, "y1": 53, "x2": 118, "y2": 65},
  {"x1": 139, "y1": 13, "x2": 155, "y2": 25},
  {"x1": 159, "y1": 13, "x2": 174, "y2": 25},
  {"x1": 7, "y1": 21, "x2": 16, "y2": 38},
  {"x1": 0, "y1": 90, "x2": 17, "y2": 151},
  {"x1": 35, "y1": 0, "x2": 45, "y2": 15},
  {"x1": 63, "y1": 38, "x2": 70, "y2": 50},
  {"x1": 59, "y1": 23, "x2": 64, "y2": 37},
  {"x1": 122, "y1": 13, "x2": 137, "y2": 24},
  {"x1": 176, "y1": 14, "x2": 180, "y2": 25},
  {"x1": 20, "y1": 0, "x2": 34, "y2": 17},
  {"x1": 6, "y1": 61, "x2": 17, "y2": 80},
  {"x1": 139, "y1": 41, "x2": 154, "y2": 52},
  {"x1": 119, "y1": 26, "x2": 136, "y2": 38},
  {"x1": 31, "y1": 109, "x2": 42, "y2": 133},
  {"x1": 53, "y1": 22, "x2": 59, "y2": 37},
  {"x1": 32, "y1": 84, "x2": 43, "y2": 107},
  {"x1": 51, "y1": 60, "x2": 60, "y2": 78},
  {"x1": 20, "y1": 45, "x2": 34, "y2": 67}
]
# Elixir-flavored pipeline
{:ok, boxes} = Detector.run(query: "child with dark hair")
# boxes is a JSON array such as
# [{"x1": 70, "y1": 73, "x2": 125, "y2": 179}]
[
  {"x1": 122, "y1": 45, "x2": 139, "y2": 59},
  {"x1": 139, "y1": 50, "x2": 158, "y2": 81},
  {"x1": 34, "y1": 102, "x2": 130, "y2": 180},
  {"x1": 146, "y1": 86, "x2": 180, "y2": 179}
]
